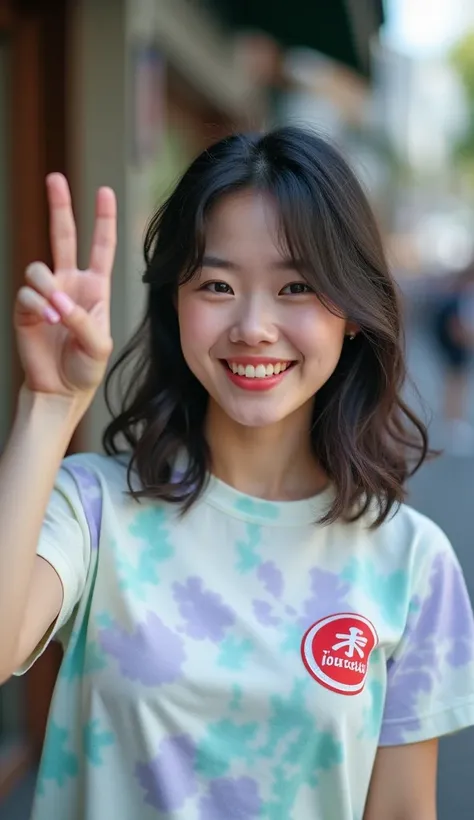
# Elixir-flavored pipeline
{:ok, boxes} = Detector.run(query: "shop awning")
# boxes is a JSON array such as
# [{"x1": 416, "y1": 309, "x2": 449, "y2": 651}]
[{"x1": 212, "y1": 0, "x2": 385, "y2": 78}]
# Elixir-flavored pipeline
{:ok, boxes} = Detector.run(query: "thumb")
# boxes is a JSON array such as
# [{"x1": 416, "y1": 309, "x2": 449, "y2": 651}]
[{"x1": 90, "y1": 299, "x2": 111, "y2": 327}]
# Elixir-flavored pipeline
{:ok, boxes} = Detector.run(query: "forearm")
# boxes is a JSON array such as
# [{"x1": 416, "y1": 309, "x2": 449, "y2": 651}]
[
  {"x1": 364, "y1": 741, "x2": 438, "y2": 820},
  {"x1": 364, "y1": 812, "x2": 436, "y2": 820},
  {"x1": 364, "y1": 807, "x2": 436, "y2": 820},
  {"x1": 0, "y1": 386, "x2": 87, "y2": 675}
]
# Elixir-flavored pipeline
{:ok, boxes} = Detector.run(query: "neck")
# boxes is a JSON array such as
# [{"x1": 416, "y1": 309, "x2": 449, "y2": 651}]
[{"x1": 204, "y1": 400, "x2": 327, "y2": 501}]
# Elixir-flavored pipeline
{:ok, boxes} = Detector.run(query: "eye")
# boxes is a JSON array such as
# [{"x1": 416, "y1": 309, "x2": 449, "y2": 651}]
[
  {"x1": 201, "y1": 281, "x2": 234, "y2": 295},
  {"x1": 280, "y1": 282, "x2": 314, "y2": 295}
]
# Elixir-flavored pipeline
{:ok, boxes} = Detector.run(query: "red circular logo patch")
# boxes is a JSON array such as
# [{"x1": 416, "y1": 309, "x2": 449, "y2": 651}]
[{"x1": 301, "y1": 613, "x2": 378, "y2": 695}]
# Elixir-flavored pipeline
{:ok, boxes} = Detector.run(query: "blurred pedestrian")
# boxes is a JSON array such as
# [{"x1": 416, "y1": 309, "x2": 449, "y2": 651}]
[
  {"x1": 1, "y1": 127, "x2": 474, "y2": 820},
  {"x1": 432, "y1": 264, "x2": 474, "y2": 454}
]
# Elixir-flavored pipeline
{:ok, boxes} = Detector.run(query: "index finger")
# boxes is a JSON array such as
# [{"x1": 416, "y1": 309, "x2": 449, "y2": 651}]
[
  {"x1": 47, "y1": 173, "x2": 77, "y2": 271},
  {"x1": 88, "y1": 187, "x2": 117, "y2": 276}
]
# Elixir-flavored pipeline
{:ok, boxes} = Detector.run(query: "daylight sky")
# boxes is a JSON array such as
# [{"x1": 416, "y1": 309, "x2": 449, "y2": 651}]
[{"x1": 383, "y1": 0, "x2": 474, "y2": 57}]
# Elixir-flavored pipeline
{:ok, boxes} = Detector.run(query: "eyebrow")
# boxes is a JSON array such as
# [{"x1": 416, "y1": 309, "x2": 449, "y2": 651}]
[
  {"x1": 201, "y1": 255, "x2": 238, "y2": 270},
  {"x1": 201, "y1": 254, "x2": 306, "y2": 271}
]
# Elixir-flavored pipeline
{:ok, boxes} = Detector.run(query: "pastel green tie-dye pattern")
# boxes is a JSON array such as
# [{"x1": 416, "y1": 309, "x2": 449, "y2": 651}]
[
  {"x1": 112, "y1": 509, "x2": 174, "y2": 594},
  {"x1": 37, "y1": 722, "x2": 79, "y2": 792},
  {"x1": 83, "y1": 719, "x2": 115, "y2": 766},
  {"x1": 217, "y1": 636, "x2": 255, "y2": 670},
  {"x1": 195, "y1": 720, "x2": 259, "y2": 779},
  {"x1": 235, "y1": 523, "x2": 263, "y2": 573},
  {"x1": 341, "y1": 558, "x2": 409, "y2": 629}
]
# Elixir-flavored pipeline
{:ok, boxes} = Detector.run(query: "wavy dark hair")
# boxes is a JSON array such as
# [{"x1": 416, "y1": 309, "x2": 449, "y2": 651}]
[{"x1": 103, "y1": 126, "x2": 429, "y2": 526}]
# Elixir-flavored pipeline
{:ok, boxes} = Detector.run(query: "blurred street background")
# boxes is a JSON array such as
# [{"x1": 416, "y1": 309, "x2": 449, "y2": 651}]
[{"x1": 1, "y1": 0, "x2": 474, "y2": 817}]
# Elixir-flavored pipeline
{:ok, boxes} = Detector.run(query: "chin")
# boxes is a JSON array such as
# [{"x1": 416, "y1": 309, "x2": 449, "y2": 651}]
[{"x1": 220, "y1": 400, "x2": 296, "y2": 430}]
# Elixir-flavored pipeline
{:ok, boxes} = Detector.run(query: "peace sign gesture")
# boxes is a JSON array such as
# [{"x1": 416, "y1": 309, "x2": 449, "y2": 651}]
[{"x1": 14, "y1": 174, "x2": 117, "y2": 400}]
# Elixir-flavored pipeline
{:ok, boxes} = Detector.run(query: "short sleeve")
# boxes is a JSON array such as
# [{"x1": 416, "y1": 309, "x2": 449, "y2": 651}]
[
  {"x1": 15, "y1": 462, "x2": 93, "y2": 674},
  {"x1": 379, "y1": 524, "x2": 474, "y2": 745}
]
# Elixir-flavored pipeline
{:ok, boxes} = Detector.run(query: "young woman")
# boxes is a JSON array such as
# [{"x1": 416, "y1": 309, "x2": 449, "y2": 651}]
[{"x1": 1, "y1": 127, "x2": 473, "y2": 820}]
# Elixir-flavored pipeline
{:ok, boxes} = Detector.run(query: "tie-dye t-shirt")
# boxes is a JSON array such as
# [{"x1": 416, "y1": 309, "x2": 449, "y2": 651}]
[{"x1": 17, "y1": 452, "x2": 474, "y2": 820}]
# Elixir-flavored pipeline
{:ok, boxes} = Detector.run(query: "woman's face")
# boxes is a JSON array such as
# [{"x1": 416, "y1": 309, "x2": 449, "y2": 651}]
[{"x1": 178, "y1": 189, "x2": 355, "y2": 429}]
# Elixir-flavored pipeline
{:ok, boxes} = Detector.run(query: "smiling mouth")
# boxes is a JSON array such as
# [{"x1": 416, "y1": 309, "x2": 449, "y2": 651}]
[{"x1": 222, "y1": 360, "x2": 296, "y2": 380}]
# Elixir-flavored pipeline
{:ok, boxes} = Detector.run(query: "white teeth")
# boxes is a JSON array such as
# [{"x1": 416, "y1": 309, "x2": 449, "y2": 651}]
[{"x1": 227, "y1": 361, "x2": 292, "y2": 379}]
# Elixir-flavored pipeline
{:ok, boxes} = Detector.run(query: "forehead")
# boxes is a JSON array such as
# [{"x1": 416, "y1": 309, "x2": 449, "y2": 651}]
[{"x1": 205, "y1": 189, "x2": 284, "y2": 255}]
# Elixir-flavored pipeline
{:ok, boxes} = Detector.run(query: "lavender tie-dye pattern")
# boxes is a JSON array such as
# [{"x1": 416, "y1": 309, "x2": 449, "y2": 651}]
[
  {"x1": 198, "y1": 777, "x2": 262, "y2": 820},
  {"x1": 380, "y1": 549, "x2": 474, "y2": 744},
  {"x1": 173, "y1": 577, "x2": 235, "y2": 642},
  {"x1": 135, "y1": 734, "x2": 198, "y2": 812},
  {"x1": 257, "y1": 562, "x2": 284, "y2": 598},
  {"x1": 64, "y1": 465, "x2": 102, "y2": 551},
  {"x1": 252, "y1": 567, "x2": 351, "y2": 641},
  {"x1": 253, "y1": 600, "x2": 281, "y2": 627},
  {"x1": 98, "y1": 611, "x2": 186, "y2": 685},
  {"x1": 296, "y1": 568, "x2": 353, "y2": 629}
]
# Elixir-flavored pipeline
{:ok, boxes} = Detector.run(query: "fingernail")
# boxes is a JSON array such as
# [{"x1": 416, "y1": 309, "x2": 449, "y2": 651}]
[
  {"x1": 46, "y1": 172, "x2": 62, "y2": 185},
  {"x1": 51, "y1": 291, "x2": 74, "y2": 316},
  {"x1": 43, "y1": 306, "x2": 61, "y2": 324}
]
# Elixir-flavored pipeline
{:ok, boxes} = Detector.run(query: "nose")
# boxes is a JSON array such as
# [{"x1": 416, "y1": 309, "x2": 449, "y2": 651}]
[{"x1": 229, "y1": 296, "x2": 279, "y2": 346}]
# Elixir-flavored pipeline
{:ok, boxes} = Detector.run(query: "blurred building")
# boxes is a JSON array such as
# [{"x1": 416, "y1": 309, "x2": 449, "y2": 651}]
[
  {"x1": 219, "y1": 0, "x2": 388, "y2": 205},
  {"x1": 0, "y1": 0, "x2": 384, "y2": 803},
  {"x1": 278, "y1": 48, "x2": 391, "y2": 215},
  {"x1": 372, "y1": 38, "x2": 474, "y2": 278},
  {"x1": 374, "y1": 42, "x2": 467, "y2": 177}
]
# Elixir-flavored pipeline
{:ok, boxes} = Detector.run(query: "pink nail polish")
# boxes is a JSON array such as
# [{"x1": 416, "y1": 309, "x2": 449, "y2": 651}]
[
  {"x1": 44, "y1": 306, "x2": 61, "y2": 324},
  {"x1": 51, "y1": 291, "x2": 74, "y2": 315}
]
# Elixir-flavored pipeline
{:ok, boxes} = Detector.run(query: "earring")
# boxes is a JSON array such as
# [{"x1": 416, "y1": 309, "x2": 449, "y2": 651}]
[{"x1": 348, "y1": 332, "x2": 356, "y2": 341}]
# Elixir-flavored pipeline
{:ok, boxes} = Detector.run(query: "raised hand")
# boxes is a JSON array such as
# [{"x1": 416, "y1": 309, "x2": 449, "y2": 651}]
[{"x1": 14, "y1": 174, "x2": 117, "y2": 399}]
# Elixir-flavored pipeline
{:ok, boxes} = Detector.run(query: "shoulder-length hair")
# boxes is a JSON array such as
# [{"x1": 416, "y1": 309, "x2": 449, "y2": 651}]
[{"x1": 103, "y1": 126, "x2": 429, "y2": 526}]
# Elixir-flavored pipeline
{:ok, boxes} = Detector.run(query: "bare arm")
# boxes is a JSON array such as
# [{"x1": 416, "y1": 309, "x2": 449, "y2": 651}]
[
  {"x1": 363, "y1": 740, "x2": 438, "y2": 820},
  {"x1": 0, "y1": 389, "x2": 87, "y2": 682}
]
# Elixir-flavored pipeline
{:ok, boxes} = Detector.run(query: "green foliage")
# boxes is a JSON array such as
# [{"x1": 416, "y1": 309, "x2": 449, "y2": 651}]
[
  {"x1": 452, "y1": 31, "x2": 474, "y2": 100},
  {"x1": 450, "y1": 31, "x2": 474, "y2": 176}
]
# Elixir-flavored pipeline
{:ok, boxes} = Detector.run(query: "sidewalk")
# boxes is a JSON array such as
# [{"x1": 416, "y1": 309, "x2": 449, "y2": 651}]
[{"x1": 405, "y1": 304, "x2": 474, "y2": 820}]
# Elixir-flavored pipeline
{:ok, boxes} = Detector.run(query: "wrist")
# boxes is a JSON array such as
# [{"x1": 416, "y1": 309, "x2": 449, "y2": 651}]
[{"x1": 15, "y1": 385, "x2": 91, "y2": 443}]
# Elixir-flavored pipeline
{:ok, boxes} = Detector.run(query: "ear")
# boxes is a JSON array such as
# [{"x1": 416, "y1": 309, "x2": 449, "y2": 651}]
[{"x1": 345, "y1": 323, "x2": 359, "y2": 341}]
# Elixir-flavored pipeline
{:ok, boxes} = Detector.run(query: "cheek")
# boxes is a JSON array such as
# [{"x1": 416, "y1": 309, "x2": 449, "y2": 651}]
[
  {"x1": 291, "y1": 309, "x2": 346, "y2": 358},
  {"x1": 178, "y1": 300, "x2": 223, "y2": 368}
]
